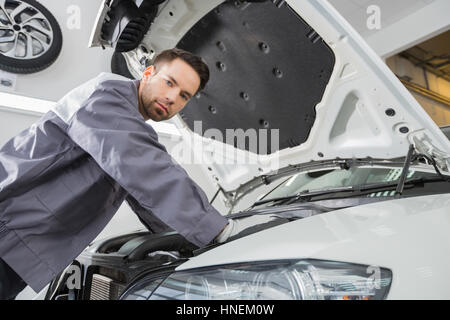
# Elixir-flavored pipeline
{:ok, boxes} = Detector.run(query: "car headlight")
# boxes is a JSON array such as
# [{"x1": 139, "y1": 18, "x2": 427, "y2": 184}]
[{"x1": 121, "y1": 260, "x2": 392, "y2": 300}]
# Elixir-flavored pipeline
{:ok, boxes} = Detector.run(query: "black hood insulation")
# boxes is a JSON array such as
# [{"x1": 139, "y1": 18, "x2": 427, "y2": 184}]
[{"x1": 177, "y1": 0, "x2": 335, "y2": 154}]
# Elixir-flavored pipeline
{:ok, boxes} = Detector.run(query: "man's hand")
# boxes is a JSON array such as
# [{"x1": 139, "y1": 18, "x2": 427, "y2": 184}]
[{"x1": 214, "y1": 215, "x2": 277, "y2": 243}]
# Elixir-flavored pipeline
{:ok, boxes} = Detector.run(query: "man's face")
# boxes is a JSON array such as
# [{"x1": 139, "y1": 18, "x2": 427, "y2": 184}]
[{"x1": 138, "y1": 58, "x2": 201, "y2": 121}]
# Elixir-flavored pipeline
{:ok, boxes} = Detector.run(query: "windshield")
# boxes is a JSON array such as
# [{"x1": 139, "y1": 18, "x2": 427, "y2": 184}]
[{"x1": 250, "y1": 167, "x2": 450, "y2": 210}]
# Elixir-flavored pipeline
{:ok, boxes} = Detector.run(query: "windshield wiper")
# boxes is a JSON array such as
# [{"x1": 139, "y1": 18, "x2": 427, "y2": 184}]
[
  {"x1": 395, "y1": 144, "x2": 415, "y2": 196},
  {"x1": 253, "y1": 186, "x2": 353, "y2": 207},
  {"x1": 254, "y1": 144, "x2": 450, "y2": 208},
  {"x1": 253, "y1": 184, "x2": 390, "y2": 207},
  {"x1": 253, "y1": 175, "x2": 449, "y2": 207}
]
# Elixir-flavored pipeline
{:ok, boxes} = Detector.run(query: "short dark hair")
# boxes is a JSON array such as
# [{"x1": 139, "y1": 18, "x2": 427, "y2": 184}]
[{"x1": 152, "y1": 48, "x2": 210, "y2": 93}]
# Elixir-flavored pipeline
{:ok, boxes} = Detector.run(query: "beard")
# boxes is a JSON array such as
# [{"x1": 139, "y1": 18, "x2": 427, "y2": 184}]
[
  {"x1": 143, "y1": 97, "x2": 169, "y2": 121},
  {"x1": 139, "y1": 85, "x2": 164, "y2": 121},
  {"x1": 138, "y1": 80, "x2": 172, "y2": 121}
]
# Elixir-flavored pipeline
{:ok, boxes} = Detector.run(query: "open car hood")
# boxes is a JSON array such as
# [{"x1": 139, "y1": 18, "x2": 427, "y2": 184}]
[{"x1": 90, "y1": 0, "x2": 450, "y2": 200}]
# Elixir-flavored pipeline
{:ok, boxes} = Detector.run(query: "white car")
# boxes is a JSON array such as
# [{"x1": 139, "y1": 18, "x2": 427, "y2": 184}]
[{"x1": 45, "y1": 0, "x2": 450, "y2": 300}]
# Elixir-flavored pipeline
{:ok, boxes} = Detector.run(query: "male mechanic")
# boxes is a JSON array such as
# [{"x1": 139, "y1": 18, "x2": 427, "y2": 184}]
[{"x1": 0, "y1": 48, "x2": 249, "y2": 300}]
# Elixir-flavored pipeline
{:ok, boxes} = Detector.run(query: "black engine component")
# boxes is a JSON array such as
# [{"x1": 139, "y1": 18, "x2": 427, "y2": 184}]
[
  {"x1": 118, "y1": 231, "x2": 199, "y2": 262},
  {"x1": 45, "y1": 230, "x2": 198, "y2": 300}
]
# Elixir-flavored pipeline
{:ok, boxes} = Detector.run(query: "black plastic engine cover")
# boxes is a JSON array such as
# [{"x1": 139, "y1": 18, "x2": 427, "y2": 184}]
[{"x1": 177, "y1": 0, "x2": 335, "y2": 154}]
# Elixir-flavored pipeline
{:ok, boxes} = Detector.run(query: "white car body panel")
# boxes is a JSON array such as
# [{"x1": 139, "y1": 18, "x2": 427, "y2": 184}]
[{"x1": 177, "y1": 193, "x2": 450, "y2": 299}]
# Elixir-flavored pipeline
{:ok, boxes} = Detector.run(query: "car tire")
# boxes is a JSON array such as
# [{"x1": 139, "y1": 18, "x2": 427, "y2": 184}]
[
  {"x1": 110, "y1": 51, "x2": 135, "y2": 79},
  {"x1": 0, "y1": 0, "x2": 62, "y2": 74}
]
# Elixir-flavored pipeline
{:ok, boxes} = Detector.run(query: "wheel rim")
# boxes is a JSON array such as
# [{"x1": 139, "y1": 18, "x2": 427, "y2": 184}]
[{"x1": 0, "y1": 0, "x2": 54, "y2": 60}]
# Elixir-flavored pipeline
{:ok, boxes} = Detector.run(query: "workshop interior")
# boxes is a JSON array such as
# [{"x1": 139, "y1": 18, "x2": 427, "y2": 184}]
[{"x1": 0, "y1": 0, "x2": 449, "y2": 301}]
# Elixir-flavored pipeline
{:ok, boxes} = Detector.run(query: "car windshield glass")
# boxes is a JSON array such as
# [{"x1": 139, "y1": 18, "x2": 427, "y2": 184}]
[{"x1": 251, "y1": 167, "x2": 449, "y2": 209}]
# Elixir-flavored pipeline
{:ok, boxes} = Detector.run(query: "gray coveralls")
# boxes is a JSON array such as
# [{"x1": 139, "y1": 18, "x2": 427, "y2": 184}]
[{"x1": 0, "y1": 73, "x2": 228, "y2": 294}]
